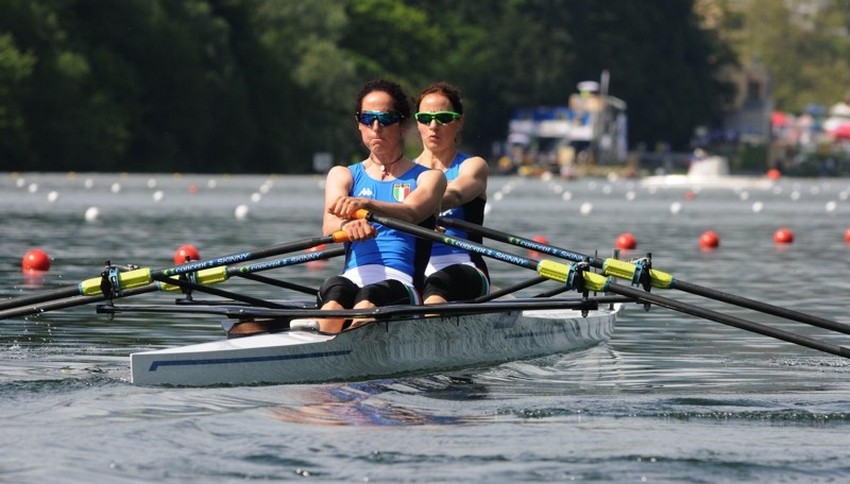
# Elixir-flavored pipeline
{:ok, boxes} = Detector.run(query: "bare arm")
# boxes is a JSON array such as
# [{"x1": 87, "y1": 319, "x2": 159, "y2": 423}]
[
  {"x1": 328, "y1": 169, "x2": 447, "y2": 224},
  {"x1": 441, "y1": 156, "x2": 488, "y2": 211},
  {"x1": 322, "y1": 166, "x2": 379, "y2": 241}
]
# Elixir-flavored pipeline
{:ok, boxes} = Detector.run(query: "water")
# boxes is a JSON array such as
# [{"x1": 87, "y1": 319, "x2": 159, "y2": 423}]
[{"x1": 2, "y1": 172, "x2": 850, "y2": 482}]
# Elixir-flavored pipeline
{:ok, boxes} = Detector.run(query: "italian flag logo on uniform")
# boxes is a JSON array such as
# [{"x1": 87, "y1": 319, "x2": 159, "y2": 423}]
[{"x1": 392, "y1": 183, "x2": 412, "y2": 202}]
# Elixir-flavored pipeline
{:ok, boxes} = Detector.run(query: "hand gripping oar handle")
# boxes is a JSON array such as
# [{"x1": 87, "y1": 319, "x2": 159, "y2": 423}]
[
  {"x1": 361, "y1": 211, "x2": 850, "y2": 360},
  {"x1": 0, "y1": 232, "x2": 348, "y2": 314},
  {"x1": 438, "y1": 217, "x2": 850, "y2": 335}
]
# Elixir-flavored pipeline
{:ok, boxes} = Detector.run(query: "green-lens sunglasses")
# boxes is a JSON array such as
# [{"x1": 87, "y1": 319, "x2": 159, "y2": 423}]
[{"x1": 414, "y1": 111, "x2": 461, "y2": 125}]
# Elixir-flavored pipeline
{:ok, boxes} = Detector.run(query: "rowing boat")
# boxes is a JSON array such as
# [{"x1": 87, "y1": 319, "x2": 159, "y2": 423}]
[
  {"x1": 6, "y1": 211, "x2": 848, "y2": 388},
  {"x1": 129, "y1": 299, "x2": 623, "y2": 386}
]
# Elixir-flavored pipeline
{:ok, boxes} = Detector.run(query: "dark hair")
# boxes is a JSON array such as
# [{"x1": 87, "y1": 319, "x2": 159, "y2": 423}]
[
  {"x1": 354, "y1": 79, "x2": 411, "y2": 120},
  {"x1": 415, "y1": 81, "x2": 464, "y2": 115}
]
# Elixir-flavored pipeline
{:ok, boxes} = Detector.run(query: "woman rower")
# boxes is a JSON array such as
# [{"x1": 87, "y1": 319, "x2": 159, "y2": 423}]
[
  {"x1": 413, "y1": 81, "x2": 490, "y2": 304},
  {"x1": 316, "y1": 79, "x2": 446, "y2": 333}
]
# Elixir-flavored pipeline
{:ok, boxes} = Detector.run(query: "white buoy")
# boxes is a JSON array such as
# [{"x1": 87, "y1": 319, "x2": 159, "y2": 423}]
[
  {"x1": 551, "y1": 184, "x2": 563, "y2": 194},
  {"x1": 84, "y1": 178, "x2": 94, "y2": 189},
  {"x1": 259, "y1": 181, "x2": 273, "y2": 194},
  {"x1": 152, "y1": 190, "x2": 164, "y2": 202},
  {"x1": 752, "y1": 201, "x2": 764, "y2": 213},
  {"x1": 47, "y1": 191, "x2": 59, "y2": 203},
  {"x1": 825, "y1": 201, "x2": 837, "y2": 213},
  {"x1": 540, "y1": 172, "x2": 553, "y2": 182},
  {"x1": 234, "y1": 204, "x2": 249, "y2": 220},
  {"x1": 251, "y1": 193, "x2": 262, "y2": 203},
  {"x1": 579, "y1": 202, "x2": 593, "y2": 215},
  {"x1": 110, "y1": 182, "x2": 121, "y2": 193},
  {"x1": 207, "y1": 179, "x2": 217, "y2": 189},
  {"x1": 85, "y1": 206, "x2": 100, "y2": 222},
  {"x1": 625, "y1": 191, "x2": 636, "y2": 201},
  {"x1": 839, "y1": 190, "x2": 849, "y2": 201},
  {"x1": 670, "y1": 202, "x2": 682, "y2": 214},
  {"x1": 28, "y1": 183, "x2": 38, "y2": 193},
  {"x1": 561, "y1": 191, "x2": 572, "y2": 201},
  {"x1": 790, "y1": 191, "x2": 801, "y2": 201},
  {"x1": 739, "y1": 191, "x2": 749, "y2": 201},
  {"x1": 493, "y1": 191, "x2": 504, "y2": 201},
  {"x1": 16, "y1": 178, "x2": 26, "y2": 188},
  {"x1": 602, "y1": 184, "x2": 612, "y2": 195},
  {"x1": 147, "y1": 178, "x2": 157, "y2": 189}
]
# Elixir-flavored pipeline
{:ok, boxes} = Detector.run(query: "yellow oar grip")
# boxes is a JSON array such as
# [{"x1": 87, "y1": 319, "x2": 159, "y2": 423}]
[
  {"x1": 537, "y1": 260, "x2": 610, "y2": 292},
  {"x1": 79, "y1": 268, "x2": 153, "y2": 296},
  {"x1": 582, "y1": 272, "x2": 610, "y2": 292},
  {"x1": 157, "y1": 267, "x2": 228, "y2": 291},
  {"x1": 602, "y1": 258, "x2": 673, "y2": 289},
  {"x1": 538, "y1": 259, "x2": 570, "y2": 283}
]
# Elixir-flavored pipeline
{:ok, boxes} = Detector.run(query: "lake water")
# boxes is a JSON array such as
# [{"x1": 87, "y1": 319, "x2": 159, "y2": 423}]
[{"x1": 2, "y1": 172, "x2": 850, "y2": 482}]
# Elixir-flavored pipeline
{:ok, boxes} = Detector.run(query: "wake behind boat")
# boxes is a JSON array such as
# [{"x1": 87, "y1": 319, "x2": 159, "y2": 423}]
[{"x1": 128, "y1": 298, "x2": 622, "y2": 386}]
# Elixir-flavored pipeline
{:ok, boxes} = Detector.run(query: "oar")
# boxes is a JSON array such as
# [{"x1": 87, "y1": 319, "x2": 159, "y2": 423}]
[
  {"x1": 0, "y1": 239, "x2": 347, "y2": 319},
  {"x1": 358, "y1": 211, "x2": 850, "y2": 359},
  {"x1": 439, "y1": 217, "x2": 850, "y2": 336}
]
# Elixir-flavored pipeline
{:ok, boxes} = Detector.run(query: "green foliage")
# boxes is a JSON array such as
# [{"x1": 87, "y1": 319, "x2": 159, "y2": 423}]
[{"x1": 0, "y1": 0, "x2": 764, "y2": 172}]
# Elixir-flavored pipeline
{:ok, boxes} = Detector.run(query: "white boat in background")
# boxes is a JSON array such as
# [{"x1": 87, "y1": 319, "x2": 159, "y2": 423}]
[
  {"x1": 130, "y1": 300, "x2": 622, "y2": 387},
  {"x1": 640, "y1": 154, "x2": 776, "y2": 190}
]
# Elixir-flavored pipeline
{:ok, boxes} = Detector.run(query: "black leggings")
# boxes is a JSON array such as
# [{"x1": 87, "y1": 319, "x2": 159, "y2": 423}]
[
  {"x1": 317, "y1": 276, "x2": 418, "y2": 308},
  {"x1": 422, "y1": 264, "x2": 489, "y2": 302}
]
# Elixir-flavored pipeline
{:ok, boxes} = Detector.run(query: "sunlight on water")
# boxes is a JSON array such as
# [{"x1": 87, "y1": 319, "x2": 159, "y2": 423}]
[{"x1": 2, "y1": 173, "x2": 850, "y2": 481}]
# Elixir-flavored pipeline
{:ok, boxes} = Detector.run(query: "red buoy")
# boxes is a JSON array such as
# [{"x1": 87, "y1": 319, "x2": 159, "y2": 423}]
[
  {"x1": 699, "y1": 230, "x2": 720, "y2": 249},
  {"x1": 173, "y1": 244, "x2": 201, "y2": 264},
  {"x1": 22, "y1": 249, "x2": 51, "y2": 273},
  {"x1": 766, "y1": 168, "x2": 781, "y2": 180},
  {"x1": 844, "y1": 228, "x2": 850, "y2": 245},
  {"x1": 615, "y1": 232, "x2": 637, "y2": 250},
  {"x1": 684, "y1": 190, "x2": 696, "y2": 201},
  {"x1": 773, "y1": 228, "x2": 794, "y2": 244}
]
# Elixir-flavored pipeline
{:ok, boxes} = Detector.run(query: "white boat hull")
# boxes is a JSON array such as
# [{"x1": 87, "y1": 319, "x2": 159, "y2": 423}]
[{"x1": 131, "y1": 304, "x2": 621, "y2": 386}]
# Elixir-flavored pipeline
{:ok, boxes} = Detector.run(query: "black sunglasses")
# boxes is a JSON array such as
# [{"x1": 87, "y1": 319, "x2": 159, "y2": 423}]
[{"x1": 357, "y1": 110, "x2": 404, "y2": 127}]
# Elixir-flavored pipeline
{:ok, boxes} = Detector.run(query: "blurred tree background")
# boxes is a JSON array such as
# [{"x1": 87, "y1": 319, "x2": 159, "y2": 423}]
[{"x1": 0, "y1": 0, "x2": 847, "y2": 173}]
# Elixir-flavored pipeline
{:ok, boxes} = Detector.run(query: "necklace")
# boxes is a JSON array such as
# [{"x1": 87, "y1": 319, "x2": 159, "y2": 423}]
[{"x1": 371, "y1": 152, "x2": 404, "y2": 179}]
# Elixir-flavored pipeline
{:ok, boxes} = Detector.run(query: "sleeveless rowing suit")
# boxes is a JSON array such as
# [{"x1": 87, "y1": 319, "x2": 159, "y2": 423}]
[
  {"x1": 424, "y1": 152, "x2": 489, "y2": 278},
  {"x1": 340, "y1": 161, "x2": 433, "y2": 291}
]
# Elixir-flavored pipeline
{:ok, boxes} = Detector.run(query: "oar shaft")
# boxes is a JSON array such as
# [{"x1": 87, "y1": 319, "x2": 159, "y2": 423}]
[
  {"x1": 439, "y1": 216, "x2": 602, "y2": 265},
  {"x1": 359, "y1": 211, "x2": 539, "y2": 271},
  {"x1": 442, "y1": 217, "x2": 850, "y2": 335},
  {"x1": 0, "y1": 233, "x2": 347, "y2": 313},
  {"x1": 0, "y1": 285, "x2": 159, "y2": 320},
  {"x1": 671, "y1": 279, "x2": 850, "y2": 336},
  {"x1": 607, "y1": 282, "x2": 850, "y2": 359}
]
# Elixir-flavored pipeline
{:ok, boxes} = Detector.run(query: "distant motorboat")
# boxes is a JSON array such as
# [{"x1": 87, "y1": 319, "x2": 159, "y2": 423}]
[{"x1": 640, "y1": 155, "x2": 776, "y2": 190}]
